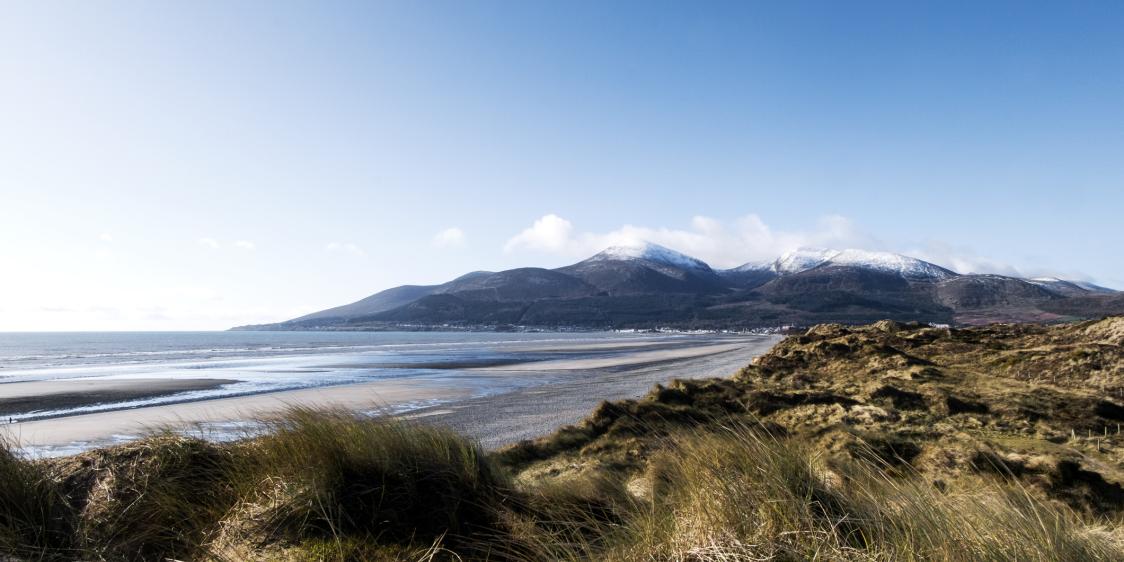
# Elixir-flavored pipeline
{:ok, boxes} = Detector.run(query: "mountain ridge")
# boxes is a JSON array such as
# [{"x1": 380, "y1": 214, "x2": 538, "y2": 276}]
[{"x1": 237, "y1": 243, "x2": 1121, "y2": 331}]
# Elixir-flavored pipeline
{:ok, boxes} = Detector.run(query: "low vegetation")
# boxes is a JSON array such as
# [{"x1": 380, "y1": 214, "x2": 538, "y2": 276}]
[{"x1": 2, "y1": 317, "x2": 1123, "y2": 561}]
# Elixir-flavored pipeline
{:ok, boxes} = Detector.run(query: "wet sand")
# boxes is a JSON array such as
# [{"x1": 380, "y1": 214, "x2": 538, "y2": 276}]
[
  {"x1": 418, "y1": 336, "x2": 781, "y2": 448},
  {"x1": 475, "y1": 342, "x2": 747, "y2": 371},
  {"x1": 0, "y1": 378, "x2": 237, "y2": 418},
  {"x1": 2, "y1": 380, "x2": 479, "y2": 455},
  {"x1": 2, "y1": 335, "x2": 781, "y2": 455}
]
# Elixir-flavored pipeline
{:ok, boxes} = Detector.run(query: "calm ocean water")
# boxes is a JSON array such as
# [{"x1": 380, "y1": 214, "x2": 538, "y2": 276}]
[{"x1": 0, "y1": 331, "x2": 695, "y2": 422}]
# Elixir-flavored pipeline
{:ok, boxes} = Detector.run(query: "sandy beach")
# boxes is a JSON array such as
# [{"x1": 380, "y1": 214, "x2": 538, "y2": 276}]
[
  {"x1": 422, "y1": 336, "x2": 780, "y2": 448},
  {"x1": 475, "y1": 342, "x2": 748, "y2": 371},
  {"x1": 2, "y1": 335, "x2": 780, "y2": 455}
]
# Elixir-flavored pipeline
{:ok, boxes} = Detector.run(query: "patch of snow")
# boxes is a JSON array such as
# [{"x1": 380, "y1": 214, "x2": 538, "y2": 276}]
[
  {"x1": 773, "y1": 248, "x2": 840, "y2": 274},
  {"x1": 1029, "y1": 277, "x2": 1117, "y2": 294},
  {"x1": 826, "y1": 249, "x2": 959, "y2": 281},
  {"x1": 592, "y1": 243, "x2": 977, "y2": 283},
  {"x1": 1027, "y1": 278, "x2": 1080, "y2": 290},
  {"x1": 746, "y1": 247, "x2": 957, "y2": 280},
  {"x1": 593, "y1": 242, "x2": 712, "y2": 271},
  {"x1": 730, "y1": 260, "x2": 776, "y2": 273}
]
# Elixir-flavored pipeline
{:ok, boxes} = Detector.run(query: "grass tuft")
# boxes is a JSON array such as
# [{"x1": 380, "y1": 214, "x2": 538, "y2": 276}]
[
  {"x1": 228, "y1": 407, "x2": 509, "y2": 551},
  {"x1": 0, "y1": 440, "x2": 75, "y2": 558},
  {"x1": 76, "y1": 433, "x2": 237, "y2": 561}
]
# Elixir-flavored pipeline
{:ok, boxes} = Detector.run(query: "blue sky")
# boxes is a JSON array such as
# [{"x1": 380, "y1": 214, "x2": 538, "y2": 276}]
[{"x1": 1, "y1": 1, "x2": 1122, "y2": 330}]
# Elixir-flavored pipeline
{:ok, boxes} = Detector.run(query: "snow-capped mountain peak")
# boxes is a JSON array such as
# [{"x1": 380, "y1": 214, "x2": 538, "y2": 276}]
[
  {"x1": 773, "y1": 248, "x2": 840, "y2": 274},
  {"x1": 826, "y1": 249, "x2": 959, "y2": 280},
  {"x1": 591, "y1": 242, "x2": 711, "y2": 271},
  {"x1": 752, "y1": 248, "x2": 957, "y2": 280}
]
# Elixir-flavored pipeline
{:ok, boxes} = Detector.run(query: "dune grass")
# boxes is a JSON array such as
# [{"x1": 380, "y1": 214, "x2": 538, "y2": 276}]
[
  {"x1": 0, "y1": 410, "x2": 511, "y2": 561},
  {"x1": 0, "y1": 441, "x2": 75, "y2": 559},
  {"x1": 1, "y1": 410, "x2": 1121, "y2": 561},
  {"x1": 219, "y1": 407, "x2": 510, "y2": 555},
  {"x1": 77, "y1": 433, "x2": 238, "y2": 561},
  {"x1": 593, "y1": 424, "x2": 1123, "y2": 561}
]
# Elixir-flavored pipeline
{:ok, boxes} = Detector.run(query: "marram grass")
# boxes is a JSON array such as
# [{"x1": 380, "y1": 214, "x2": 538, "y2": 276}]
[{"x1": 1, "y1": 410, "x2": 1121, "y2": 561}]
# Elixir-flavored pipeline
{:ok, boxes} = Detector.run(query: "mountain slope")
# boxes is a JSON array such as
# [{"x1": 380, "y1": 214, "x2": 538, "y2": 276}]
[
  {"x1": 432, "y1": 268, "x2": 598, "y2": 301},
  {"x1": 716, "y1": 265, "x2": 778, "y2": 290},
  {"x1": 1029, "y1": 277, "x2": 1119, "y2": 297},
  {"x1": 235, "y1": 243, "x2": 1119, "y2": 331},
  {"x1": 556, "y1": 242, "x2": 726, "y2": 295},
  {"x1": 285, "y1": 284, "x2": 440, "y2": 326}
]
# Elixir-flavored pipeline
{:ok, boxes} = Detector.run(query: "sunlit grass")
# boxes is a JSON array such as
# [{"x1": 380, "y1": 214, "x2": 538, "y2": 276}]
[{"x1": 1, "y1": 410, "x2": 1121, "y2": 561}]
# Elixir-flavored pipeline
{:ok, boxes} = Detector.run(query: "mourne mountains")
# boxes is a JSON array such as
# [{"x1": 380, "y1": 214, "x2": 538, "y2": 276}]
[{"x1": 236, "y1": 243, "x2": 1122, "y2": 331}]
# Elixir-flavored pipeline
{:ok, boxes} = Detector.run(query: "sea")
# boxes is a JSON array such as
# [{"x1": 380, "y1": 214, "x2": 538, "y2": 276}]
[{"x1": 0, "y1": 330, "x2": 704, "y2": 422}]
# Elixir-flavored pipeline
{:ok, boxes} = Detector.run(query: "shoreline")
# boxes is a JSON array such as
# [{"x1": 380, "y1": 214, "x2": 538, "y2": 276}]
[
  {"x1": 0, "y1": 378, "x2": 239, "y2": 420},
  {"x1": 1, "y1": 335, "x2": 781, "y2": 456},
  {"x1": 413, "y1": 336, "x2": 781, "y2": 449},
  {"x1": 471, "y1": 342, "x2": 745, "y2": 371}
]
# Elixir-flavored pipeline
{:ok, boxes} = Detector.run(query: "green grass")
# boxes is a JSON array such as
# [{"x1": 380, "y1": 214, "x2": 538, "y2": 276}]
[{"x1": 1, "y1": 410, "x2": 1121, "y2": 561}]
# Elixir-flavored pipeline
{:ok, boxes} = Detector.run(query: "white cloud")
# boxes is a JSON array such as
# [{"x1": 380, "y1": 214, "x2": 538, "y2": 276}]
[
  {"x1": 432, "y1": 227, "x2": 467, "y2": 248},
  {"x1": 195, "y1": 238, "x2": 256, "y2": 252},
  {"x1": 503, "y1": 213, "x2": 877, "y2": 268},
  {"x1": 325, "y1": 241, "x2": 367, "y2": 257},
  {"x1": 907, "y1": 242, "x2": 1103, "y2": 281},
  {"x1": 907, "y1": 242, "x2": 1024, "y2": 277},
  {"x1": 503, "y1": 214, "x2": 574, "y2": 253},
  {"x1": 99, "y1": 232, "x2": 114, "y2": 242}
]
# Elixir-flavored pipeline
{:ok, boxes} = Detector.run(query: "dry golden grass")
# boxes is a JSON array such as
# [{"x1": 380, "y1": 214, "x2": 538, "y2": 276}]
[
  {"x1": 1, "y1": 412, "x2": 1122, "y2": 561},
  {"x1": 607, "y1": 424, "x2": 1122, "y2": 561}
]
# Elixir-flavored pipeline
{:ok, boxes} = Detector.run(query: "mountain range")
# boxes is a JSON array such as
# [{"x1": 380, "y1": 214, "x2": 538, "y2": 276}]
[{"x1": 236, "y1": 243, "x2": 1123, "y2": 331}]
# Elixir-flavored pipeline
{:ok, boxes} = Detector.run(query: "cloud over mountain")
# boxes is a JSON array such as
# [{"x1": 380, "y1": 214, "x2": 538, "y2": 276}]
[
  {"x1": 504, "y1": 213, "x2": 878, "y2": 269},
  {"x1": 502, "y1": 213, "x2": 1094, "y2": 283}
]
